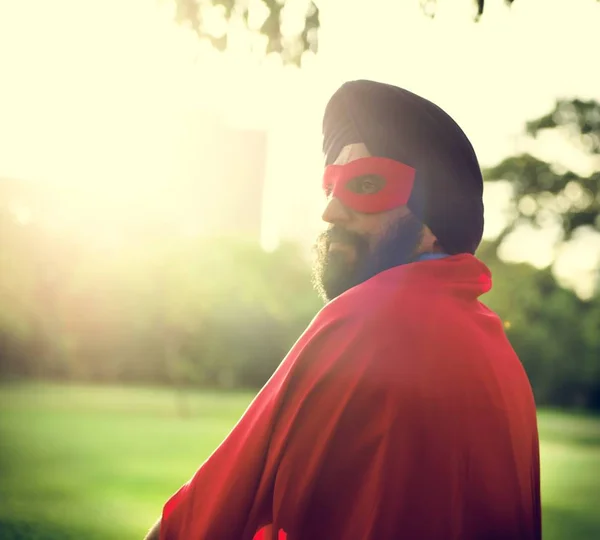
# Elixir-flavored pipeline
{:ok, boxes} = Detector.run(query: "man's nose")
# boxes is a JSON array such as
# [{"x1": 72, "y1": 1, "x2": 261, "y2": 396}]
[{"x1": 322, "y1": 197, "x2": 352, "y2": 225}]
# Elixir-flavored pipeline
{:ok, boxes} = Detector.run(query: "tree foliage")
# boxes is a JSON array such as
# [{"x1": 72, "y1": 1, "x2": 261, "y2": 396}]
[
  {"x1": 477, "y1": 97, "x2": 600, "y2": 408},
  {"x1": 173, "y1": 0, "x2": 320, "y2": 65},
  {"x1": 484, "y1": 99, "x2": 600, "y2": 242},
  {"x1": 479, "y1": 242, "x2": 600, "y2": 410},
  {"x1": 171, "y1": 0, "x2": 525, "y2": 65},
  {"x1": 0, "y1": 181, "x2": 321, "y2": 389}
]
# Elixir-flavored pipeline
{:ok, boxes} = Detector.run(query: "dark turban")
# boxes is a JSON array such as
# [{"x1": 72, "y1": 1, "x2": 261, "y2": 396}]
[{"x1": 322, "y1": 80, "x2": 484, "y2": 255}]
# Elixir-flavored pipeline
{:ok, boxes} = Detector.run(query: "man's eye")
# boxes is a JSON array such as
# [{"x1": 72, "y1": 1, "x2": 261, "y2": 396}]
[
  {"x1": 360, "y1": 179, "x2": 377, "y2": 194},
  {"x1": 346, "y1": 175, "x2": 386, "y2": 195}
]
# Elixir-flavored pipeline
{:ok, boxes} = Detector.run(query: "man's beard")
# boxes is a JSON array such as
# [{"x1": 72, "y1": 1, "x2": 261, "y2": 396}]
[{"x1": 312, "y1": 215, "x2": 423, "y2": 302}]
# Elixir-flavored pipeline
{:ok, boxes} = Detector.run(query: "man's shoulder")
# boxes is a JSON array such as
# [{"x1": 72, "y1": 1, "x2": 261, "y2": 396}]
[
  {"x1": 311, "y1": 272, "x2": 438, "y2": 341},
  {"x1": 311, "y1": 266, "x2": 495, "y2": 351},
  {"x1": 330, "y1": 267, "x2": 442, "y2": 312}
]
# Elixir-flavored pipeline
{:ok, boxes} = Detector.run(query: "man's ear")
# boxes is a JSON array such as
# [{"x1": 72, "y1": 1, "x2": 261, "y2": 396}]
[{"x1": 417, "y1": 225, "x2": 440, "y2": 254}]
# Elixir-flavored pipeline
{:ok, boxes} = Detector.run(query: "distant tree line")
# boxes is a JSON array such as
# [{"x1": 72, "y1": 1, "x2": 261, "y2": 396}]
[{"x1": 0, "y1": 98, "x2": 599, "y2": 410}]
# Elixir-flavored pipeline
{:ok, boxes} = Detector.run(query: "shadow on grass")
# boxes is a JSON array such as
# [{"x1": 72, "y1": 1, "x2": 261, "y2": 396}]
[
  {"x1": 0, "y1": 518, "x2": 107, "y2": 540},
  {"x1": 538, "y1": 411, "x2": 600, "y2": 447},
  {"x1": 3, "y1": 508, "x2": 600, "y2": 540},
  {"x1": 540, "y1": 431, "x2": 600, "y2": 447},
  {"x1": 543, "y1": 505, "x2": 600, "y2": 540}
]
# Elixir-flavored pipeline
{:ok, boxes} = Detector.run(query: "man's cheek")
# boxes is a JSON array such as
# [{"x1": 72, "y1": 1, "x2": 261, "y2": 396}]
[
  {"x1": 328, "y1": 243, "x2": 358, "y2": 264},
  {"x1": 365, "y1": 232, "x2": 380, "y2": 252}
]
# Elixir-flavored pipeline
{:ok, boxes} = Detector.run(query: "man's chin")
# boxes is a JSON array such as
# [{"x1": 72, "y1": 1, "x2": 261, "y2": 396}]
[
  {"x1": 312, "y1": 259, "x2": 359, "y2": 303},
  {"x1": 328, "y1": 242, "x2": 357, "y2": 264},
  {"x1": 314, "y1": 279, "x2": 347, "y2": 304}
]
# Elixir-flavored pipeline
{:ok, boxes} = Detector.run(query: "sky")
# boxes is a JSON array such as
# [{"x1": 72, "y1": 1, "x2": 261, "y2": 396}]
[{"x1": 0, "y1": 0, "x2": 599, "y2": 297}]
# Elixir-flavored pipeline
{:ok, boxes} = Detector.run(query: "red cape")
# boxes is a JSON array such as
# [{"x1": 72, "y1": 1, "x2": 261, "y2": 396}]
[{"x1": 160, "y1": 255, "x2": 541, "y2": 540}]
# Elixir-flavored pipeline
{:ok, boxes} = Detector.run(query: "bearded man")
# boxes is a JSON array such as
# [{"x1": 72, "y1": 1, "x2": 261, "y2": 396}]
[{"x1": 145, "y1": 80, "x2": 541, "y2": 540}]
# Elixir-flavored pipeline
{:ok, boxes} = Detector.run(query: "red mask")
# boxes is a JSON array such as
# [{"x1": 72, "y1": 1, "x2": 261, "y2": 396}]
[{"x1": 323, "y1": 157, "x2": 415, "y2": 214}]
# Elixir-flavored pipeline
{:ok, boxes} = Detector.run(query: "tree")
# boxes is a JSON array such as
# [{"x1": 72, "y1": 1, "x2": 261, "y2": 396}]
[
  {"x1": 173, "y1": 0, "x2": 319, "y2": 65},
  {"x1": 484, "y1": 99, "x2": 600, "y2": 248},
  {"x1": 171, "y1": 0, "x2": 533, "y2": 66},
  {"x1": 479, "y1": 241, "x2": 600, "y2": 410},
  {"x1": 0, "y1": 180, "x2": 323, "y2": 391},
  {"x1": 478, "y1": 97, "x2": 600, "y2": 410}
]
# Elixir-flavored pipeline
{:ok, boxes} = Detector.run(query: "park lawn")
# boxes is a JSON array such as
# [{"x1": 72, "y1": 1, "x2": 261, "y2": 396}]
[{"x1": 0, "y1": 383, "x2": 599, "y2": 540}]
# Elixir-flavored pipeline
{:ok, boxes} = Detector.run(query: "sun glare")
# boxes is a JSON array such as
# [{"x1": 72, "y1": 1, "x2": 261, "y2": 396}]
[
  {"x1": 0, "y1": 0, "x2": 284, "y2": 244},
  {"x1": 0, "y1": 0, "x2": 599, "y2": 285}
]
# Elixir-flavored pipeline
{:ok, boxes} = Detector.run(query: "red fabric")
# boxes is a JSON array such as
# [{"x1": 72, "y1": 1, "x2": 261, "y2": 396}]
[
  {"x1": 160, "y1": 255, "x2": 541, "y2": 540},
  {"x1": 323, "y1": 157, "x2": 415, "y2": 213}
]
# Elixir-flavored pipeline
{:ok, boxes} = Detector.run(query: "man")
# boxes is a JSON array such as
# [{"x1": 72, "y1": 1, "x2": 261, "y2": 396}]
[{"x1": 145, "y1": 80, "x2": 541, "y2": 540}]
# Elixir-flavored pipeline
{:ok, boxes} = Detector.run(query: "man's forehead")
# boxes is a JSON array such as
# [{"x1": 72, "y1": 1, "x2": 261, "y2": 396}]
[{"x1": 332, "y1": 143, "x2": 371, "y2": 166}]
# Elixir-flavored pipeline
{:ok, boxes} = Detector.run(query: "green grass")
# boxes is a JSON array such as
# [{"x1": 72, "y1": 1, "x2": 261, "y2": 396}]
[{"x1": 0, "y1": 383, "x2": 599, "y2": 539}]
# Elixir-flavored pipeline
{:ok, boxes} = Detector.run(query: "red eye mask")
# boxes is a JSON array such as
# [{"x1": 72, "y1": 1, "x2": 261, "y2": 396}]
[{"x1": 323, "y1": 157, "x2": 416, "y2": 213}]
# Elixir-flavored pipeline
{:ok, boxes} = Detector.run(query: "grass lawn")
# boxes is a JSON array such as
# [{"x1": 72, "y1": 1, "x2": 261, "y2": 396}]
[{"x1": 0, "y1": 383, "x2": 599, "y2": 539}]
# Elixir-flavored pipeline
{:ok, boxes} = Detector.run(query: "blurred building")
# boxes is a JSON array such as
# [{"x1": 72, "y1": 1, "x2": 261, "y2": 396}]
[
  {"x1": 1, "y1": 108, "x2": 268, "y2": 247},
  {"x1": 176, "y1": 110, "x2": 267, "y2": 242},
  {"x1": 260, "y1": 109, "x2": 325, "y2": 258}
]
